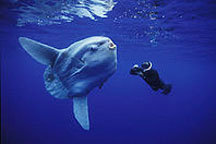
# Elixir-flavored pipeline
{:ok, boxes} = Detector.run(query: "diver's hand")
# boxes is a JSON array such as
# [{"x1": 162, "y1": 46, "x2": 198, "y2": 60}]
[{"x1": 130, "y1": 64, "x2": 143, "y2": 75}]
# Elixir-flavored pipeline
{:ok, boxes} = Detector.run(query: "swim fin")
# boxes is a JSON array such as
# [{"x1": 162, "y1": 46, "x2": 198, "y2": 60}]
[{"x1": 162, "y1": 84, "x2": 172, "y2": 95}]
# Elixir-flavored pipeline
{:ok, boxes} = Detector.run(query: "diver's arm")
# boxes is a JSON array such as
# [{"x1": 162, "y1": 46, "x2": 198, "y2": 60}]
[
  {"x1": 130, "y1": 69, "x2": 142, "y2": 75},
  {"x1": 141, "y1": 72, "x2": 146, "y2": 79}
]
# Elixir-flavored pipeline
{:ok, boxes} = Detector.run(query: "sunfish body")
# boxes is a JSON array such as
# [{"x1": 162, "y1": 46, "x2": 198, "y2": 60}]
[{"x1": 19, "y1": 36, "x2": 117, "y2": 130}]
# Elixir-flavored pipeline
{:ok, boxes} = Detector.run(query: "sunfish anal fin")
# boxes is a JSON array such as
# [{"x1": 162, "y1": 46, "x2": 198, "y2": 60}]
[{"x1": 73, "y1": 96, "x2": 90, "y2": 130}]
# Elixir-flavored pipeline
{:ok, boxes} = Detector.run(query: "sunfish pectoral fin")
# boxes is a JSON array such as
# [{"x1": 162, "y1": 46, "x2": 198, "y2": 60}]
[
  {"x1": 98, "y1": 79, "x2": 108, "y2": 89},
  {"x1": 73, "y1": 96, "x2": 90, "y2": 130},
  {"x1": 99, "y1": 82, "x2": 104, "y2": 89},
  {"x1": 19, "y1": 37, "x2": 60, "y2": 65}
]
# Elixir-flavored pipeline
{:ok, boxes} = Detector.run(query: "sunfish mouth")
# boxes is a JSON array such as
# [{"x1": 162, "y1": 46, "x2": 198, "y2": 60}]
[{"x1": 108, "y1": 40, "x2": 116, "y2": 50}]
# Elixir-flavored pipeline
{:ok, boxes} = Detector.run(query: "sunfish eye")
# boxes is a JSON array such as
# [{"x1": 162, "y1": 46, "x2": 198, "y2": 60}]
[{"x1": 98, "y1": 41, "x2": 106, "y2": 46}]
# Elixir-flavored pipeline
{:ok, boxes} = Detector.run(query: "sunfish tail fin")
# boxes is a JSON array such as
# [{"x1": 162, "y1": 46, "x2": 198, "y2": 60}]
[
  {"x1": 73, "y1": 96, "x2": 90, "y2": 130},
  {"x1": 43, "y1": 66, "x2": 69, "y2": 99},
  {"x1": 19, "y1": 37, "x2": 60, "y2": 65}
]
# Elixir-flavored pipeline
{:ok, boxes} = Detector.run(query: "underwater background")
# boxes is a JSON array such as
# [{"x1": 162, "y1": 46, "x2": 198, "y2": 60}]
[{"x1": 1, "y1": 0, "x2": 216, "y2": 144}]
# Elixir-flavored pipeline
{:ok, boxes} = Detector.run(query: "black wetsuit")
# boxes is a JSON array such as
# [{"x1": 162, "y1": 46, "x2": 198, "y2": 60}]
[
  {"x1": 141, "y1": 69, "x2": 165, "y2": 91},
  {"x1": 130, "y1": 67, "x2": 171, "y2": 95}
]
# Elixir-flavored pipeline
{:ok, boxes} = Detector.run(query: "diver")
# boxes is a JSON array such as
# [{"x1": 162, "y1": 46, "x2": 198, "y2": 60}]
[{"x1": 130, "y1": 61, "x2": 172, "y2": 95}]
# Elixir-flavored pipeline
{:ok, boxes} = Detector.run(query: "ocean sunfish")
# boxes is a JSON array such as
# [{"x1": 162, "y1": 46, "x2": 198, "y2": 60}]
[{"x1": 19, "y1": 36, "x2": 117, "y2": 130}]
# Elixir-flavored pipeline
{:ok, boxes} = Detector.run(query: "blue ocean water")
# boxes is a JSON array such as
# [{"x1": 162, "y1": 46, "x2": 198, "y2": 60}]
[{"x1": 1, "y1": 0, "x2": 216, "y2": 144}]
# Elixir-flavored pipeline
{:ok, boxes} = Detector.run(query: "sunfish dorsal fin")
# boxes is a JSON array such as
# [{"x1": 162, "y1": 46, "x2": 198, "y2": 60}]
[
  {"x1": 73, "y1": 96, "x2": 90, "y2": 130},
  {"x1": 19, "y1": 37, "x2": 60, "y2": 65}
]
